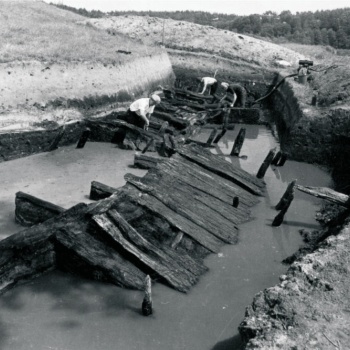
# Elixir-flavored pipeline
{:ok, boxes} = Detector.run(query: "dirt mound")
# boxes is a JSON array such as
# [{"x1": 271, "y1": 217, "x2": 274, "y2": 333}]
[{"x1": 83, "y1": 15, "x2": 306, "y2": 70}]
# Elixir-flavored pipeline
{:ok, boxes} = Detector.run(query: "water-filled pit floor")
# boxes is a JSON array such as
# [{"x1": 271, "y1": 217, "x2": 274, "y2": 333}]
[{"x1": 0, "y1": 125, "x2": 331, "y2": 350}]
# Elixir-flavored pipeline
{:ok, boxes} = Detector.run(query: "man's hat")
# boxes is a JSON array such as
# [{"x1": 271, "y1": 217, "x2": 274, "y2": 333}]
[{"x1": 150, "y1": 94, "x2": 161, "y2": 103}]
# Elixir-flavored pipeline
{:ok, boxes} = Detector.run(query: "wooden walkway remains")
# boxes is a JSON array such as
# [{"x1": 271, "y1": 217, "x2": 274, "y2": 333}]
[{"x1": 1, "y1": 138, "x2": 265, "y2": 295}]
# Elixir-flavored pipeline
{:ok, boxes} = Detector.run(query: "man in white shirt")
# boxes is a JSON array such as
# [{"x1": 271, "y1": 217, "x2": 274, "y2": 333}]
[
  {"x1": 198, "y1": 77, "x2": 218, "y2": 95},
  {"x1": 126, "y1": 94, "x2": 161, "y2": 129}
]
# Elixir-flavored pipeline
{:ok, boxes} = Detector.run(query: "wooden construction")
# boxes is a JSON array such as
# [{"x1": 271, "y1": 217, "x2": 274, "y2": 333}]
[
  {"x1": 15, "y1": 191, "x2": 65, "y2": 226},
  {"x1": 0, "y1": 142, "x2": 265, "y2": 295}
]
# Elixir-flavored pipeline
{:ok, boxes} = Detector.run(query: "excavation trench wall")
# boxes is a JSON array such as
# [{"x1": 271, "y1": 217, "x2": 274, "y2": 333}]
[
  {"x1": 0, "y1": 52, "x2": 175, "y2": 111},
  {"x1": 269, "y1": 74, "x2": 350, "y2": 192},
  {"x1": 169, "y1": 50, "x2": 274, "y2": 100}
]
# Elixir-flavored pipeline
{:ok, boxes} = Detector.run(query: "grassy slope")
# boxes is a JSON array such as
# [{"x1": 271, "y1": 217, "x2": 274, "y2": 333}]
[{"x1": 0, "y1": 1, "x2": 160, "y2": 64}]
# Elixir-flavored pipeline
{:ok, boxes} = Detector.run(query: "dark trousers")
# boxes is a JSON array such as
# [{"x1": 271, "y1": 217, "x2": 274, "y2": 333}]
[{"x1": 119, "y1": 109, "x2": 146, "y2": 129}]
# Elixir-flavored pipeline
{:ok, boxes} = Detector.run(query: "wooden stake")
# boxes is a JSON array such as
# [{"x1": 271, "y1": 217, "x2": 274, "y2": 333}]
[
  {"x1": 206, "y1": 128, "x2": 218, "y2": 146},
  {"x1": 141, "y1": 138, "x2": 154, "y2": 154},
  {"x1": 49, "y1": 125, "x2": 65, "y2": 151},
  {"x1": 272, "y1": 194, "x2": 293, "y2": 227},
  {"x1": 230, "y1": 127, "x2": 246, "y2": 156},
  {"x1": 271, "y1": 151, "x2": 282, "y2": 166},
  {"x1": 213, "y1": 129, "x2": 227, "y2": 144},
  {"x1": 256, "y1": 148, "x2": 276, "y2": 179},
  {"x1": 232, "y1": 196, "x2": 239, "y2": 208},
  {"x1": 277, "y1": 153, "x2": 287, "y2": 166},
  {"x1": 76, "y1": 128, "x2": 91, "y2": 149},
  {"x1": 142, "y1": 275, "x2": 153, "y2": 316},
  {"x1": 275, "y1": 180, "x2": 297, "y2": 210}
]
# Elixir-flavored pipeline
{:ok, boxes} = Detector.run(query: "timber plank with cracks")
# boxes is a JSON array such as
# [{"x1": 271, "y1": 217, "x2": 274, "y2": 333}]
[
  {"x1": 106, "y1": 210, "x2": 207, "y2": 279},
  {"x1": 125, "y1": 174, "x2": 239, "y2": 244},
  {"x1": 120, "y1": 185, "x2": 224, "y2": 253},
  {"x1": 93, "y1": 210, "x2": 200, "y2": 292},
  {"x1": 54, "y1": 221, "x2": 146, "y2": 290},
  {"x1": 128, "y1": 171, "x2": 250, "y2": 224},
  {"x1": 157, "y1": 155, "x2": 260, "y2": 208},
  {"x1": 127, "y1": 176, "x2": 238, "y2": 243},
  {"x1": 177, "y1": 143, "x2": 265, "y2": 196}
]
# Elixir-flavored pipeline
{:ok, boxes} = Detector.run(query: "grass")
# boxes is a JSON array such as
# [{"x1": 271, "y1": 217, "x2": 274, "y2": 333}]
[{"x1": 0, "y1": 1, "x2": 161, "y2": 64}]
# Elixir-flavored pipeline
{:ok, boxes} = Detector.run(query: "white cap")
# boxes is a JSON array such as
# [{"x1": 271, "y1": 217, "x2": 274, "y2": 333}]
[
  {"x1": 221, "y1": 82, "x2": 229, "y2": 89},
  {"x1": 150, "y1": 94, "x2": 161, "y2": 103}
]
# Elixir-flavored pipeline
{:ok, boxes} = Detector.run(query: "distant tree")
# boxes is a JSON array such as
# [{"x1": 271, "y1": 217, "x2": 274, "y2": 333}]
[
  {"x1": 321, "y1": 28, "x2": 329, "y2": 45},
  {"x1": 328, "y1": 28, "x2": 338, "y2": 47},
  {"x1": 314, "y1": 28, "x2": 323, "y2": 44},
  {"x1": 260, "y1": 23, "x2": 274, "y2": 37},
  {"x1": 337, "y1": 27, "x2": 349, "y2": 48}
]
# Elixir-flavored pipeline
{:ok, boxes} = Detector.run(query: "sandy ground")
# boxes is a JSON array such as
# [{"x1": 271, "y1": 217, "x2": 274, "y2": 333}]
[{"x1": 84, "y1": 16, "x2": 306, "y2": 70}]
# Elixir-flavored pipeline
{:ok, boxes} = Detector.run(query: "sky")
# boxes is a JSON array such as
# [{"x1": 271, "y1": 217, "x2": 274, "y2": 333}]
[{"x1": 46, "y1": 0, "x2": 350, "y2": 15}]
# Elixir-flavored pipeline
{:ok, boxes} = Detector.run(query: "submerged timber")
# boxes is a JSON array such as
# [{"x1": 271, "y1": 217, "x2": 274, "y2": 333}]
[{"x1": 1, "y1": 107, "x2": 265, "y2": 294}]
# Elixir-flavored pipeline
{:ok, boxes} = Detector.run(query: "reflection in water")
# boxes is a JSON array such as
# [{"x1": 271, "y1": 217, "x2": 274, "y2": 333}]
[{"x1": 0, "y1": 126, "x2": 331, "y2": 350}]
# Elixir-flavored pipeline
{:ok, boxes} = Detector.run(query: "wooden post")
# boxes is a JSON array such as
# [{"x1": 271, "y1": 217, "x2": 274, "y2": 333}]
[
  {"x1": 277, "y1": 153, "x2": 288, "y2": 166},
  {"x1": 230, "y1": 127, "x2": 246, "y2": 156},
  {"x1": 272, "y1": 195, "x2": 293, "y2": 227},
  {"x1": 76, "y1": 128, "x2": 91, "y2": 149},
  {"x1": 213, "y1": 129, "x2": 227, "y2": 144},
  {"x1": 275, "y1": 180, "x2": 297, "y2": 210},
  {"x1": 232, "y1": 196, "x2": 239, "y2": 208},
  {"x1": 271, "y1": 151, "x2": 282, "y2": 166},
  {"x1": 49, "y1": 125, "x2": 65, "y2": 151},
  {"x1": 142, "y1": 275, "x2": 153, "y2": 316},
  {"x1": 256, "y1": 148, "x2": 276, "y2": 179},
  {"x1": 142, "y1": 138, "x2": 154, "y2": 154},
  {"x1": 206, "y1": 128, "x2": 218, "y2": 146}
]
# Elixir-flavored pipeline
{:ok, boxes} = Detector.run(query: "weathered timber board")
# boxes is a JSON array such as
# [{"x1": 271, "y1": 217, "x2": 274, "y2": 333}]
[
  {"x1": 90, "y1": 181, "x2": 117, "y2": 200},
  {"x1": 177, "y1": 143, "x2": 265, "y2": 196},
  {"x1": 135, "y1": 169, "x2": 251, "y2": 224},
  {"x1": 15, "y1": 191, "x2": 65, "y2": 227},
  {"x1": 0, "y1": 203, "x2": 87, "y2": 294},
  {"x1": 93, "y1": 211, "x2": 198, "y2": 292},
  {"x1": 125, "y1": 174, "x2": 240, "y2": 243},
  {"x1": 124, "y1": 179, "x2": 238, "y2": 244},
  {"x1": 106, "y1": 210, "x2": 207, "y2": 278},
  {"x1": 158, "y1": 155, "x2": 259, "y2": 208},
  {"x1": 54, "y1": 221, "x2": 145, "y2": 290},
  {"x1": 118, "y1": 185, "x2": 224, "y2": 253}
]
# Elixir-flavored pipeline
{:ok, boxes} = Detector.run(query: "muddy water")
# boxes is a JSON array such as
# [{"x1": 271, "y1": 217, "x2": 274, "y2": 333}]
[{"x1": 0, "y1": 126, "x2": 331, "y2": 350}]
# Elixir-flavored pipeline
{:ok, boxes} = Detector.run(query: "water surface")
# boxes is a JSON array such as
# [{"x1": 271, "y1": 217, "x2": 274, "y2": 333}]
[{"x1": 0, "y1": 126, "x2": 331, "y2": 350}]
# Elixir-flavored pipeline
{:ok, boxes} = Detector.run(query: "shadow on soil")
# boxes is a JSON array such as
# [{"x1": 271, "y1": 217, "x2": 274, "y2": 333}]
[{"x1": 211, "y1": 333, "x2": 244, "y2": 350}]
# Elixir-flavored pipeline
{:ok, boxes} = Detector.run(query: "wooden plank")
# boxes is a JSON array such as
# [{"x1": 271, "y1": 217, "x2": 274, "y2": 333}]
[
  {"x1": 93, "y1": 211, "x2": 200, "y2": 292},
  {"x1": 121, "y1": 187, "x2": 223, "y2": 253},
  {"x1": 296, "y1": 185, "x2": 350, "y2": 207},
  {"x1": 126, "y1": 172, "x2": 249, "y2": 225},
  {"x1": 134, "y1": 153, "x2": 167, "y2": 169},
  {"x1": 177, "y1": 143, "x2": 265, "y2": 196},
  {"x1": 54, "y1": 223, "x2": 146, "y2": 290},
  {"x1": 89, "y1": 181, "x2": 118, "y2": 200},
  {"x1": 125, "y1": 174, "x2": 239, "y2": 244},
  {"x1": 159, "y1": 155, "x2": 259, "y2": 208},
  {"x1": 107, "y1": 210, "x2": 207, "y2": 277},
  {"x1": 15, "y1": 191, "x2": 65, "y2": 226}
]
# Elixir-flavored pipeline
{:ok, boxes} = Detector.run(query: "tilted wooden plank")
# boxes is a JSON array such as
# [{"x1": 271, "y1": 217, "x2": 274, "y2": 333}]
[
  {"x1": 92, "y1": 212, "x2": 196, "y2": 292},
  {"x1": 121, "y1": 187, "x2": 223, "y2": 253},
  {"x1": 159, "y1": 155, "x2": 259, "y2": 208},
  {"x1": 177, "y1": 143, "x2": 265, "y2": 196},
  {"x1": 124, "y1": 177, "x2": 238, "y2": 245},
  {"x1": 55, "y1": 221, "x2": 146, "y2": 290}
]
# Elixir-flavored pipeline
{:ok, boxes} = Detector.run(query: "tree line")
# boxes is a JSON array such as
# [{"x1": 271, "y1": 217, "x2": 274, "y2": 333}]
[{"x1": 52, "y1": 4, "x2": 350, "y2": 49}]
